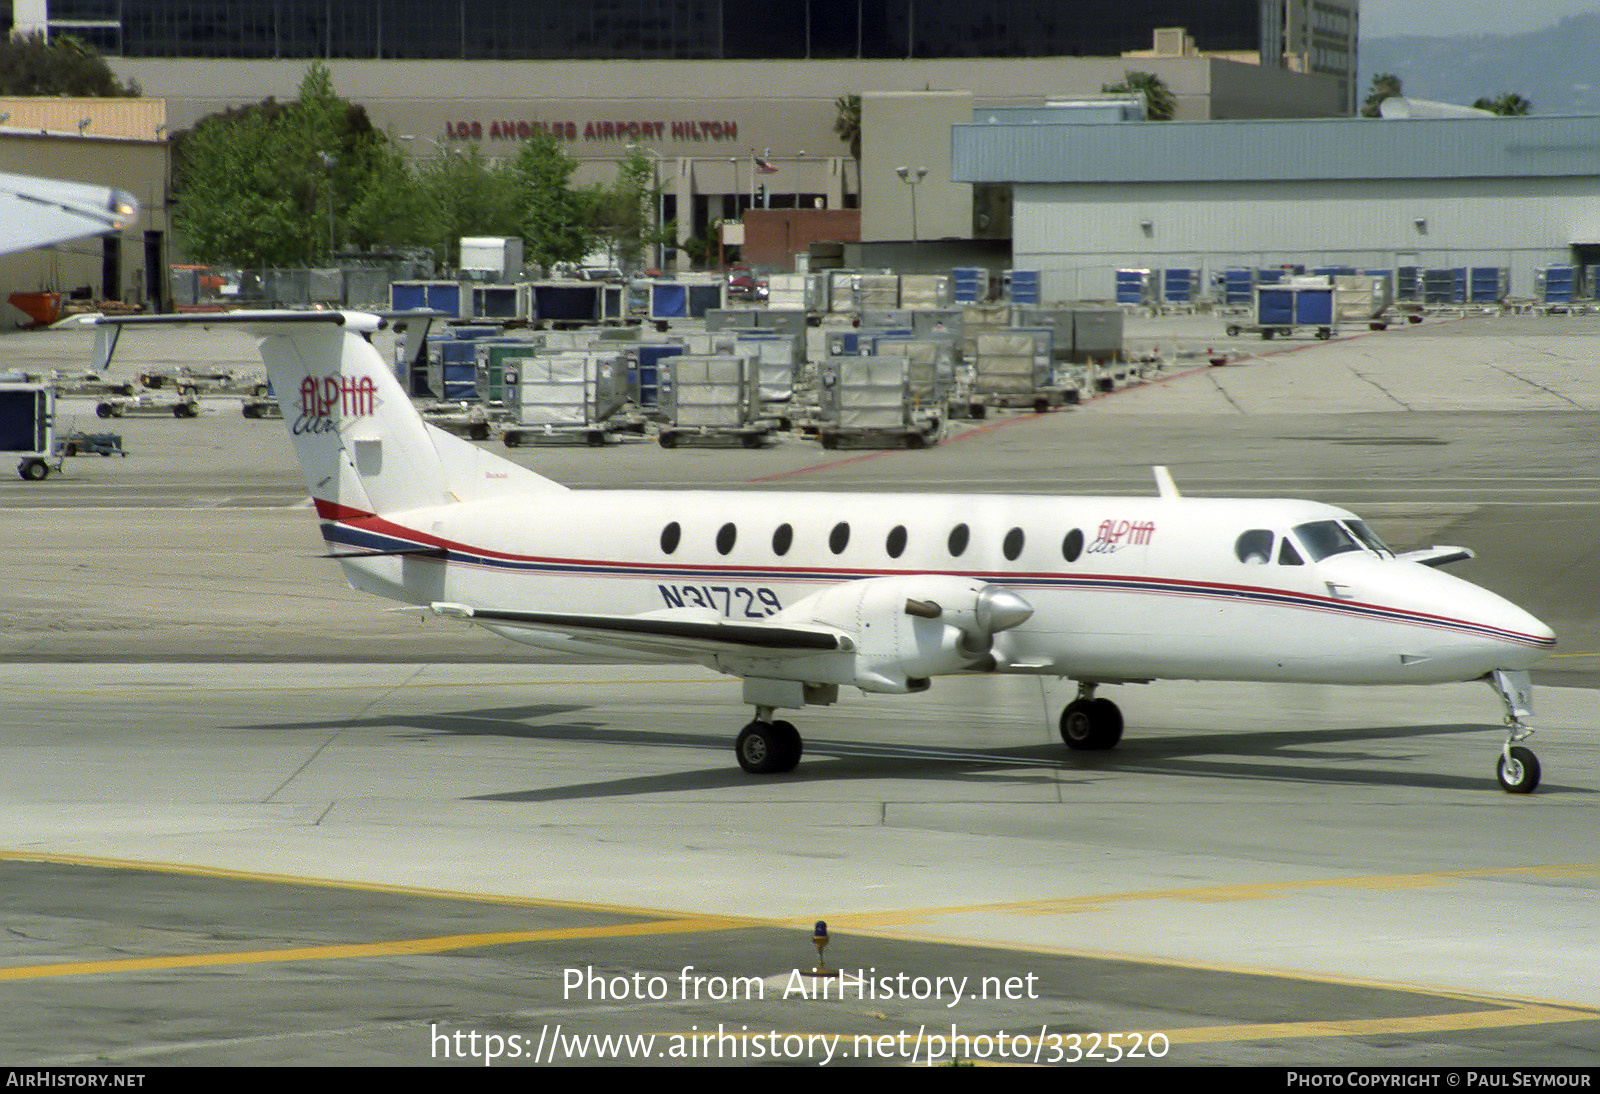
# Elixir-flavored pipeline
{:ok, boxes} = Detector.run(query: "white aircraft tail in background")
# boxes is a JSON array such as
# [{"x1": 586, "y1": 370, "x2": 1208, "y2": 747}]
[{"x1": 97, "y1": 311, "x2": 1560, "y2": 793}]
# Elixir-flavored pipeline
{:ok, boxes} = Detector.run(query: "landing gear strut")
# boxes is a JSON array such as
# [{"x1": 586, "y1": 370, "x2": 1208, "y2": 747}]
[
  {"x1": 735, "y1": 707, "x2": 803, "y2": 774},
  {"x1": 1487, "y1": 669, "x2": 1540, "y2": 794},
  {"x1": 1059, "y1": 683, "x2": 1123, "y2": 750}
]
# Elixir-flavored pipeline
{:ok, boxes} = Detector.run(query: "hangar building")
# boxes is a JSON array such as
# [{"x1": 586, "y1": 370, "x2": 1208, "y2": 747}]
[{"x1": 953, "y1": 110, "x2": 1600, "y2": 301}]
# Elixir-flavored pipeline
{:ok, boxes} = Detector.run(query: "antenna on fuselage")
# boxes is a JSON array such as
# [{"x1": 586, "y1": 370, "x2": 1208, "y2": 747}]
[{"x1": 1153, "y1": 466, "x2": 1181, "y2": 499}]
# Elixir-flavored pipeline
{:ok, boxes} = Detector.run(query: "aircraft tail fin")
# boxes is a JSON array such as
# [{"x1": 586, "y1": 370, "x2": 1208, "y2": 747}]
[{"x1": 100, "y1": 311, "x2": 565, "y2": 518}]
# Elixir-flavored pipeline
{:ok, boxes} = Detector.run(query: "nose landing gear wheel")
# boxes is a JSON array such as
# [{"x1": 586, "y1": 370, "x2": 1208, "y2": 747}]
[
  {"x1": 1497, "y1": 746, "x2": 1540, "y2": 794},
  {"x1": 736, "y1": 719, "x2": 802, "y2": 774}
]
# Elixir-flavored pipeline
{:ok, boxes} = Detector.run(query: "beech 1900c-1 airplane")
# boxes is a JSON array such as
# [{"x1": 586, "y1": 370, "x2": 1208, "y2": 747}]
[{"x1": 96, "y1": 311, "x2": 1558, "y2": 792}]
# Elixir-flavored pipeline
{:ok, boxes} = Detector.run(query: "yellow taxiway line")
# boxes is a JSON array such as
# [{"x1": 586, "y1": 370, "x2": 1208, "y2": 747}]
[{"x1": 3, "y1": 850, "x2": 1595, "y2": 1049}]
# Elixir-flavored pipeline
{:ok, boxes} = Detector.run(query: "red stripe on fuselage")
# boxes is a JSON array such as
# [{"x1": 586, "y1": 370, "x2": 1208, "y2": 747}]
[{"x1": 319, "y1": 514, "x2": 1555, "y2": 650}]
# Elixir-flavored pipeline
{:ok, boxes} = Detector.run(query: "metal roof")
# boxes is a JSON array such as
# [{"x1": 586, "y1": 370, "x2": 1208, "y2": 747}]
[{"x1": 952, "y1": 114, "x2": 1600, "y2": 185}]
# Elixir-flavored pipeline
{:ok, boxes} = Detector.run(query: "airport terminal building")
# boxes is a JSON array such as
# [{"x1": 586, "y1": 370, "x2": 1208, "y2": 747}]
[
  {"x1": 18, "y1": 2, "x2": 1600, "y2": 309},
  {"x1": 1, "y1": 0, "x2": 1355, "y2": 303}
]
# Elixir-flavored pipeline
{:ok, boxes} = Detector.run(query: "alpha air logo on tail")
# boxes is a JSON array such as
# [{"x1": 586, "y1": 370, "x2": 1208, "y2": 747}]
[{"x1": 294, "y1": 374, "x2": 379, "y2": 436}]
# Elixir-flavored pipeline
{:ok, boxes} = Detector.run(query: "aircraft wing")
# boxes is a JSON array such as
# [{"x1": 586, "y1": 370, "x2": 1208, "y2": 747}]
[
  {"x1": 0, "y1": 172, "x2": 139, "y2": 255},
  {"x1": 1400, "y1": 545, "x2": 1476, "y2": 568},
  {"x1": 429, "y1": 602, "x2": 850, "y2": 660}
]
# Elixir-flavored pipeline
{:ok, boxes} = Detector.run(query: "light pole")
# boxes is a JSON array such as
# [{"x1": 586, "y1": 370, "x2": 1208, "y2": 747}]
[
  {"x1": 317, "y1": 151, "x2": 336, "y2": 259},
  {"x1": 629, "y1": 143, "x2": 667, "y2": 273},
  {"x1": 896, "y1": 165, "x2": 926, "y2": 244}
]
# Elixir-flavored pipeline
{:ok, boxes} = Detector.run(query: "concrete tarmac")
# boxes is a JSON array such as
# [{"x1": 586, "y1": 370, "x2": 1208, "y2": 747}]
[{"x1": 1, "y1": 312, "x2": 1596, "y2": 1067}]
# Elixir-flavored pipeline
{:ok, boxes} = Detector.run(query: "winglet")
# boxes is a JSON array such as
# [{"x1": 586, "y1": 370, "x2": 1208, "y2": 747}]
[{"x1": 1153, "y1": 466, "x2": 1181, "y2": 499}]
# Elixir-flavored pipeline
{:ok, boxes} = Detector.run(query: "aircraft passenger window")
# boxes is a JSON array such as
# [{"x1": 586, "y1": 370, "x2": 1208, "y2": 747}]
[
  {"x1": 1293, "y1": 520, "x2": 1362, "y2": 562},
  {"x1": 772, "y1": 523, "x2": 793, "y2": 556},
  {"x1": 948, "y1": 523, "x2": 970, "y2": 557},
  {"x1": 1003, "y1": 527, "x2": 1025, "y2": 561},
  {"x1": 1062, "y1": 529, "x2": 1084, "y2": 562},
  {"x1": 829, "y1": 522, "x2": 850, "y2": 554},
  {"x1": 661, "y1": 521, "x2": 681, "y2": 554},
  {"x1": 1278, "y1": 538, "x2": 1304, "y2": 566},
  {"x1": 1235, "y1": 529, "x2": 1273, "y2": 564},
  {"x1": 886, "y1": 525, "x2": 907, "y2": 558},
  {"x1": 716, "y1": 522, "x2": 737, "y2": 555}
]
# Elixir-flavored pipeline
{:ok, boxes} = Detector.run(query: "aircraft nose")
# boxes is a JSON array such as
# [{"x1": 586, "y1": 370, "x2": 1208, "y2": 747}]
[{"x1": 1475, "y1": 595, "x2": 1555, "y2": 667}]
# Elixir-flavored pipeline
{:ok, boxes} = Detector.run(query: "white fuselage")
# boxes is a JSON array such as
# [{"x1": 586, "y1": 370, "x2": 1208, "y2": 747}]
[{"x1": 320, "y1": 489, "x2": 1554, "y2": 688}]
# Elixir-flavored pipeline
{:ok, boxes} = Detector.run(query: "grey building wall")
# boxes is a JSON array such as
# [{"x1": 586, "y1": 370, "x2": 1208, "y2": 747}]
[
  {"x1": 954, "y1": 114, "x2": 1600, "y2": 301},
  {"x1": 860, "y1": 91, "x2": 972, "y2": 243},
  {"x1": 1015, "y1": 177, "x2": 1599, "y2": 302}
]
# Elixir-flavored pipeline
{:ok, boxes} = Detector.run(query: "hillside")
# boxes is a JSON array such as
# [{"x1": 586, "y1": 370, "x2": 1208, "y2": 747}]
[{"x1": 1361, "y1": 12, "x2": 1600, "y2": 115}]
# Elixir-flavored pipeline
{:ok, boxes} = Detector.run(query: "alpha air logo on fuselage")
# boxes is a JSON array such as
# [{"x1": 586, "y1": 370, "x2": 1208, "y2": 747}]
[{"x1": 294, "y1": 374, "x2": 378, "y2": 435}]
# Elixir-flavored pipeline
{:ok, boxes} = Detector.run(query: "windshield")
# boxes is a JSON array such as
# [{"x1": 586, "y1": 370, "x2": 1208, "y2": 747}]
[
  {"x1": 1292, "y1": 520, "x2": 1364, "y2": 562},
  {"x1": 1344, "y1": 519, "x2": 1393, "y2": 557}
]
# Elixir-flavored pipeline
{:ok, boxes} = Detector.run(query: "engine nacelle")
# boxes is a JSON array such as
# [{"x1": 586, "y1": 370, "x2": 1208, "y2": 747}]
[{"x1": 773, "y1": 575, "x2": 1032, "y2": 693}]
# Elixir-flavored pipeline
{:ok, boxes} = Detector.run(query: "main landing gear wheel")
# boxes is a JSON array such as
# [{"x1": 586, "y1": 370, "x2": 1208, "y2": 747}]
[
  {"x1": 1497, "y1": 746, "x2": 1541, "y2": 794},
  {"x1": 1059, "y1": 697, "x2": 1123, "y2": 750},
  {"x1": 735, "y1": 719, "x2": 802, "y2": 774}
]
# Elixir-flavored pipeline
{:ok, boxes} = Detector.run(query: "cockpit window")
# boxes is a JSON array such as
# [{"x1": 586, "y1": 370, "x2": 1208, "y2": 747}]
[
  {"x1": 1345, "y1": 519, "x2": 1393, "y2": 557},
  {"x1": 1235, "y1": 529, "x2": 1274, "y2": 564},
  {"x1": 1293, "y1": 520, "x2": 1363, "y2": 561},
  {"x1": 1278, "y1": 538, "x2": 1304, "y2": 566}
]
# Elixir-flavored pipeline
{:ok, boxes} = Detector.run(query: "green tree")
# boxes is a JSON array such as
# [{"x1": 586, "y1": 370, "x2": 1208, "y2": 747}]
[
  {"x1": 507, "y1": 132, "x2": 598, "y2": 271},
  {"x1": 1362, "y1": 74, "x2": 1403, "y2": 118},
  {"x1": 171, "y1": 98, "x2": 320, "y2": 267},
  {"x1": 172, "y1": 64, "x2": 400, "y2": 266},
  {"x1": 1473, "y1": 92, "x2": 1532, "y2": 115},
  {"x1": 0, "y1": 31, "x2": 138, "y2": 96},
  {"x1": 834, "y1": 94, "x2": 861, "y2": 161},
  {"x1": 342, "y1": 139, "x2": 433, "y2": 255},
  {"x1": 409, "y1": 144, "x2": 523, "y2": 267},
  {"x1": 1101, "y1": 72, "x2": 1175, "y2": 121},
  {"x1": 588, "y1": 146, "x2": 667, "y2": 272}
]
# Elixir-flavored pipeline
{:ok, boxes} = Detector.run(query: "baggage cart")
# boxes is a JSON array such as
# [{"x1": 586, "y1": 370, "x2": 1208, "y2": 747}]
[
  {"x1": 501, "y1": 351, "x2": 627, "y2": 447},
  {"x1": 2, "y1": 383, "x2": 61, "y2": 480},
  {"x1": 1226, "y1": 283, "x2": 1337, "y2": 340},
  {"x1": 54, "y1": 430, "x2": 126, "y2": 458},
  {"x1": 816, "y1": 356, "x2": 943, "y2": 449},
  {"x1": 658, "y1": 355, "x2": 773, "y2": 448},
  {"x1": 961, "y1": 328, "x2": 1074, "y2": 414}
]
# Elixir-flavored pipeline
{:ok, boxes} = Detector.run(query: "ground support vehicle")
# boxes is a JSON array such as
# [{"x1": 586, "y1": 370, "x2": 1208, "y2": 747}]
[
  {"x1": 54, "y1": 430, "x2": 125, "y2": 458},
  {"x1": 3, "y1": 383, "x2": 62, "y2": 480},
  {"x1": 94, "y1": 393, "x2": 199, "y2": 419},
  {"x1": 421, "y1": 401, "x2": 495, "y2": 441}
]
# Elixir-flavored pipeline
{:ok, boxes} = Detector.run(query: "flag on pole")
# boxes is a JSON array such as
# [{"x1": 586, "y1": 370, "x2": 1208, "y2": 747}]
[{"x1": 754, "y1": 155, "x2": 778, "y2": 174}]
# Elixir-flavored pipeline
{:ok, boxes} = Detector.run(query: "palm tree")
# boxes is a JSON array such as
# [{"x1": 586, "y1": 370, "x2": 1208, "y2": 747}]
[
  {"x1": 1362, "y1": 74, "x2": 1403, "y2": 117},
  {"x1": 1473, "y1": 92, "x2": 1532, "y2": 115},
  {"x1": 833, "y1": 94, "x2": 861, "y2": 162},
  {"x1": 1101, "y1": 72, "x2": 1176, "y2": 121}
]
